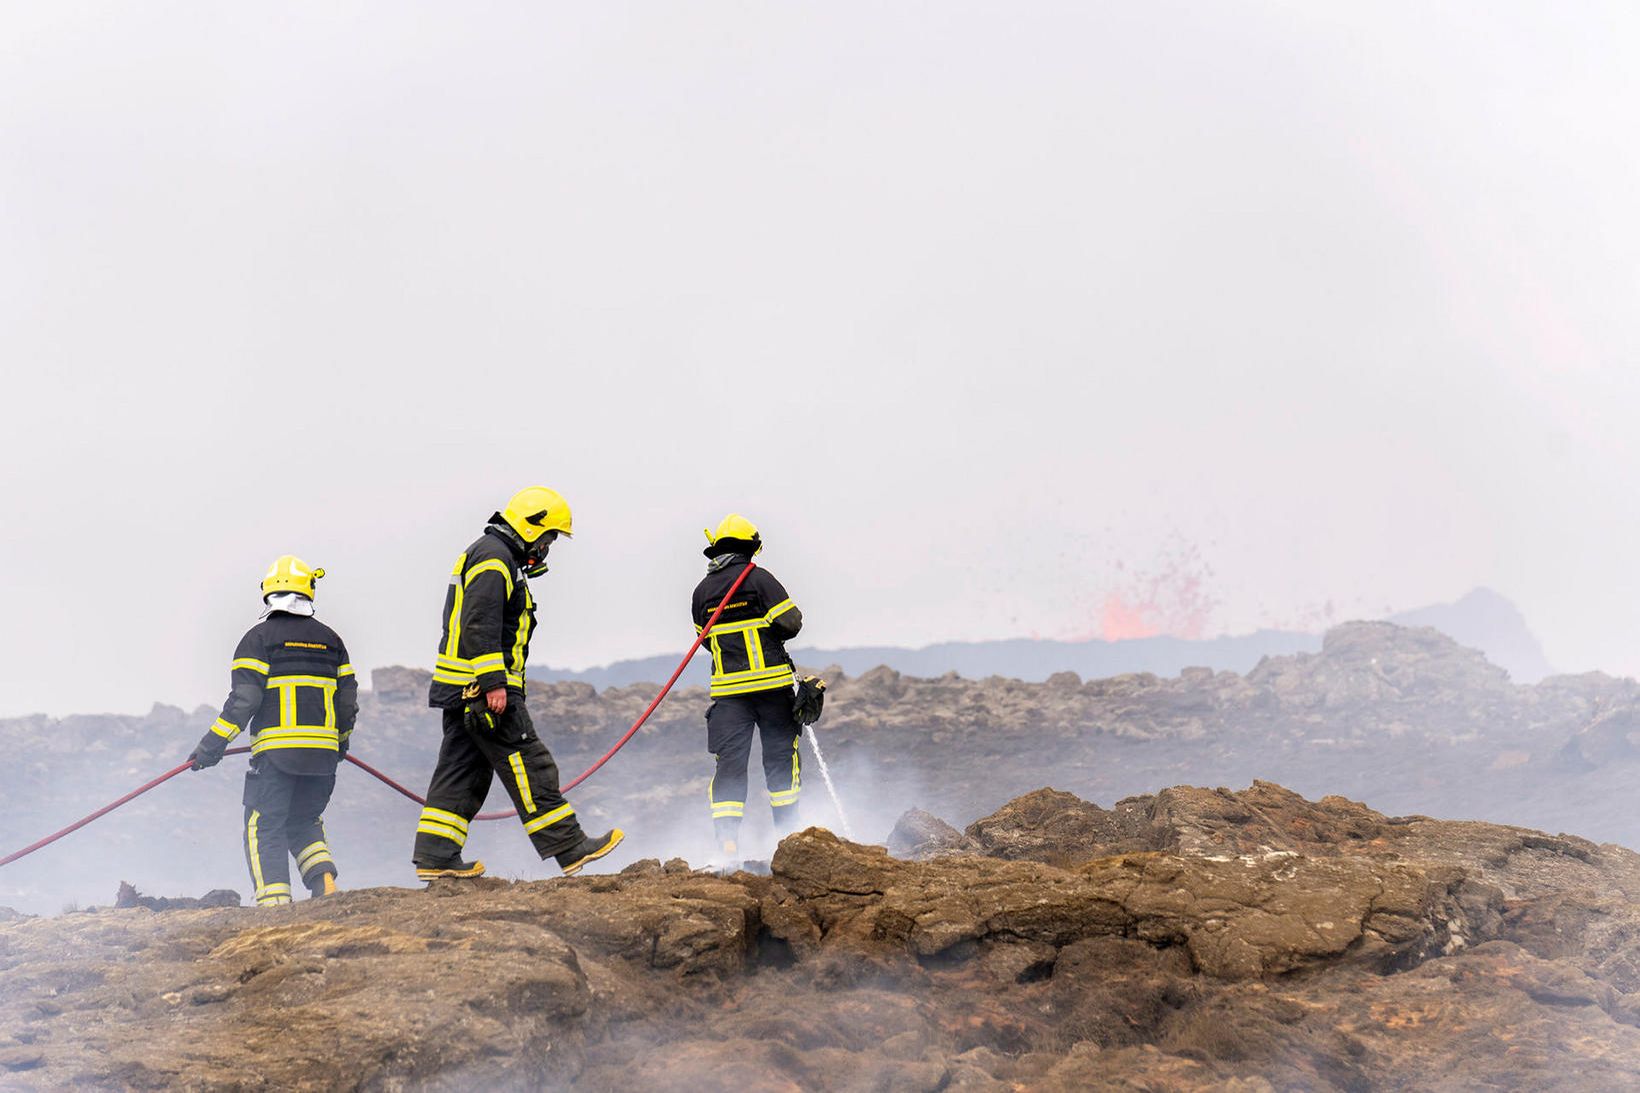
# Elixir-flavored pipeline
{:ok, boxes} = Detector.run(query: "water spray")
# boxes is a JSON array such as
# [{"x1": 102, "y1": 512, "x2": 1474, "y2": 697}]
[{"x1": 803, "y1": 725, "x2": 853, "y2": 840}]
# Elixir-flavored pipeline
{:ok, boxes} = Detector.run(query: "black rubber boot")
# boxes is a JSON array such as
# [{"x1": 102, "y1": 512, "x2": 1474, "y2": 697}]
[
  {"x1": 414, "y1": 858, "x2": 487, "y2": 882},
  {"x1": 556, "y1": 829, "x2": 625, "y2": 876}
]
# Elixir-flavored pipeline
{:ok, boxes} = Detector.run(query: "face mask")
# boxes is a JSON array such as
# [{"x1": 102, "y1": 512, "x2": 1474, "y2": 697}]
[{"x1": 522, "y1": 531, "x2": 557, "y2": 578}]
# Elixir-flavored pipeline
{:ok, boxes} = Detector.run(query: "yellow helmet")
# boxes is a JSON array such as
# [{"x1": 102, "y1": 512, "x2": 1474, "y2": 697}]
[
  {"x1": 261, "y1": 555, "x2": 325, "y2": 600},
  {"x1": 704, "y1": 513, "x2": 763, "y2": 555},
  {"x1": 501, "y1": 486, "x2": 573, "y2": 543}
]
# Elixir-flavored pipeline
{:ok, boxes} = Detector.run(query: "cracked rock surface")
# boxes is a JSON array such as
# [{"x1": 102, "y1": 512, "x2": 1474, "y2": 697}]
[{"x1": 4, "y1": 782, "x2": 1640, "y2": 1090}]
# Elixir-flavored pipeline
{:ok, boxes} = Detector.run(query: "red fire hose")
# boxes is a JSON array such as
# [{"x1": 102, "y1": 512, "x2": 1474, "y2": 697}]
[{"x1": 0, "y1": 563, "x2": 757, "y2": 869}]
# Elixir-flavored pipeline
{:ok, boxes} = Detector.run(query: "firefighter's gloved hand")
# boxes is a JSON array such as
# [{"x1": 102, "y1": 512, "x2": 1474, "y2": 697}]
[
  {"x1": 793, "y1": 675, "x2": 827, "y2": 727},
  {"x1": 462, "y1": 699, "x2": 497, "y2": 734},
  {"x1": 189, "y1": 746, "x2": 223, "y2": 771},
  {"x1": 485, "y1": 687, "x2": 508, "y2": 714}
]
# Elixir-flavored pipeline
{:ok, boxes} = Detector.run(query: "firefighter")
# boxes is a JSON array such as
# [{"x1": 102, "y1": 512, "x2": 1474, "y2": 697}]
[
  {"x1": 411, "y1": 487, "x2": 624, "y2": 881},
  {"x1": 693, "y1": 514, "x2": 804, "y2": 866},
  {"x1": 189, "y1": 556, "x2": 356, "y2": 907}
]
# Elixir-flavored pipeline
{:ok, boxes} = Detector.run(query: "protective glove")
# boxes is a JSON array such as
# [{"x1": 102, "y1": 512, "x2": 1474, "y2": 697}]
[
  {"x1": 462, "y1": 697, "x2": 497, "y2": 734},
  {"x1": 792, "y1": 675, "x2": 827, "y2": 727},
  {"x1": 189, "y1": 746, "x2": 223, "y2": 771}
]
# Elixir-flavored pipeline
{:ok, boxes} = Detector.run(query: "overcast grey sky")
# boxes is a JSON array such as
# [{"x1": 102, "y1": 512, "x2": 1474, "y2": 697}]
[{"x1": 3, "y1": 2, "x2": 1638, "y2": 717}]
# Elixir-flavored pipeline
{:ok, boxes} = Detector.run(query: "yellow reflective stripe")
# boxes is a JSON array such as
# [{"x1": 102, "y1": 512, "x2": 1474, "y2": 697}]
[
  {"x1": 251, "y1": 724, "x2": 340, "y2": 753},
  {"x1": 709, "y1": 633, "x2": 724, "y2": 676},
  {"x1": 443, "y1": 552, "x2": 468, "y2": 659},
  {"x1": 337, "y1": 663, "x2": 355, "y2": 678},
  {"x1": 508, "y1": 587, "x2": 532, "y2": 684},
  {"x1": 464, "y1": 559, "x2": 515, "y2": 598},
  {"x1": 232, "y1": 658, "x2": 270, "y2": 674},
  {"x1": 262, "y1": 675, "x2": 337, "y2": 729},
  {"x1": 508, "y1": 752, "x2": 536, "y2": 814},
  {"x1": 247, "y1": 811, "x2": 266, "y2": 893},
  {"x1": 764, "y1": 598, "x2": 796, "y2": 622},
  {"x1": 416, "y1": 814, "x2": 469, "y2": 846},
  {"x1": 470, "y1": 653, "x2": 506, "y2": 673},
  {"x1": 708, "y1": 775, "x2": 744, "y2": 816},
  {"x1": 267, "y1": 675, "x2": 339, "y2": 689},
  {"x1": 709, "y1": 668, "x2": 796, "y2": 695},
  {"x1": 296, "y1": 841, "x2": 331, "y2": 867},
  {"x1": 416, "y1": 818, "x2": 466, "y2": 836},
  {"x1": 522, "y1": 803, "x2": 575, "y2": 834},
  {"x1": 705, "y1": 618, "x2": 769, "y2": 636},
  {"x1": 420, "y1": 807, "x2": 469, "y2": 832},
  {"x1": 439, "y1": 668, "x2": 520, "y2": 688},
  {"x1": 745, "y1": 630, "x2": 764, "y2": 672},
  {"x1": 210, "y1": 718, "x2": 241, "y2": 740},
  {"x1": 710, "y1": 671, "x2": 796, "y2": 697}
]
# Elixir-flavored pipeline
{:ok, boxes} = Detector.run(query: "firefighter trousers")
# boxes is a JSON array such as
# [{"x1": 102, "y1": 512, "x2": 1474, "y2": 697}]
[
  {"x1": 242, "y1": 760, "x2": 338, "y2": 906},
  {"x1": 412, "y1": 701, "x2": 586, "y2": 865},
  {"x1": 707, "y1": 689, "x2": 801, "y2": 843}
]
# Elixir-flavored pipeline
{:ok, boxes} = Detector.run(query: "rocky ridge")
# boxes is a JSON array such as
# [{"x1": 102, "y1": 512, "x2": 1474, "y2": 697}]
[
  {"x1": 3, "y1": 781, "x2": 1639, "y2": 1090},
  {"x1": 4, "y1": 620, "x2": 1640, "y2": 919}
]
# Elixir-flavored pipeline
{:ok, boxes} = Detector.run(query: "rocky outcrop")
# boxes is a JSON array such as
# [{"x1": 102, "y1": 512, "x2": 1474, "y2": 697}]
[
  {"x1": 769, "y1": 828, "x2": 1475, "y2": 979},
  {"x1": 113, "y1": 882, "x2": 240, "y2": 911},
  {"x1": 6, "y1": 617, "x2": 1640, "y2": 959},
  {"x1": 4, "y1": 783, "x2": 1640, "y2": 1090}
]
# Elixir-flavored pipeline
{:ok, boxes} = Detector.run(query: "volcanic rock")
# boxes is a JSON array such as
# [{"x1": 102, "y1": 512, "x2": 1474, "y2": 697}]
[
  {"x1": 13, "y1": 618, "x2": 1640, "y2": 923},
  {"x1": 114, "y1": 882, "x2": 241, "y2": 911},
  {"x1": 4, "y1": 783, "x2": 1640, "y2": 1089},
  {"x1": 885, "y1": 808, "x2": 971, "y2": 859},
  {"x1": 961, "y1": 787, "x2": 1150, "y2": 862}
]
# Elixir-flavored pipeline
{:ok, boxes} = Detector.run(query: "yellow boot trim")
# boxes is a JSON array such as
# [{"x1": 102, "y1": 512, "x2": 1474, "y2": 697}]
[
  {"x1": 561, "y1": 829, "x2": 625, "y2": 877},
  {"x1": 416, "y1": 860, "x2": 487, "y2": 881}
]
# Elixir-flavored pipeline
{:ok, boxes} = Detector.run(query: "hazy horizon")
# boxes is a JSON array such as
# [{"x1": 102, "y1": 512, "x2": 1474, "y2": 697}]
[{"x1": 5, "y1": 3, "x2": 1639, "y2": 718}]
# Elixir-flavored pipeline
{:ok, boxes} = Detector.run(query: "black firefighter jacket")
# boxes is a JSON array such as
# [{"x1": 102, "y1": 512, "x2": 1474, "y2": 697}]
[
  {"x1": 692, "y1": 555, "x2": 803, "y2": 697},
  {"x1": 429, "y1": 528, "x2": 538, "y2": 709},
  {"x1": 196, "y1": 611, "x2": 359, "y2": 776}
]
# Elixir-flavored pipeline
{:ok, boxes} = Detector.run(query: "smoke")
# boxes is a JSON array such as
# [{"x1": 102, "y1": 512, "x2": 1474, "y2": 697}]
[{"x1": 558, "y1": 729, "x2": 928, "y2": 872}]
